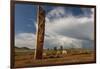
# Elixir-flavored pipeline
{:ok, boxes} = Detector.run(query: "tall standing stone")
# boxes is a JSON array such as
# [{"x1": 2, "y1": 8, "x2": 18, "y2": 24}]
[{"x1": 34, "y1": 6, "x2": 45, "y2": 59}]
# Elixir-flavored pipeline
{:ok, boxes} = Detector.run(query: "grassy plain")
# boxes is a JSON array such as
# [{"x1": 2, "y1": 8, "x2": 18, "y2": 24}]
[{"x1": 14, "y1": 48, "x2": 95, "y2": 68}]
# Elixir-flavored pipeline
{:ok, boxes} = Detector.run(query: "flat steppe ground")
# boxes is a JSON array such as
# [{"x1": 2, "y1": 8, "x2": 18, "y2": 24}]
[{"x1": 14, "y1": 49, "x2": 95, "y2": 68}]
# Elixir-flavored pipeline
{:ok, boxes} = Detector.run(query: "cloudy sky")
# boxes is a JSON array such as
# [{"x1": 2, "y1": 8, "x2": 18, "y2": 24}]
[{"x1": 15, "y1": 3, "x2": 94, "y2": 49}]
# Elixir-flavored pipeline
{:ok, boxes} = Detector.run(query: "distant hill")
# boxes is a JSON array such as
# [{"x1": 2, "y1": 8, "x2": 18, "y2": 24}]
[{"x1": 15, "y1": 46, "x2": 35, "y2": 52}]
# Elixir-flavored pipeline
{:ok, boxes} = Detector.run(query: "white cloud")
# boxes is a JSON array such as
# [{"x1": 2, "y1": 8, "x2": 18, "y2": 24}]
[
  {"x1": 15, "y1": 7, "x2": 94, "y2": 49},
  {"x1": 44, "y1": 35, "x2": 83, "y2": 49},
  {"x1": 45, "y1": 14, "x2": 94, "y2": 40},
  {"x1": 47, "y1": 7, "x2": 66, "y2": 18},
  {"x1": 15, "y1": 33, "x2": 36, "y2": 49},
  {"x1": 44, "y1": 7, "x2": 94, "y2": 49}
]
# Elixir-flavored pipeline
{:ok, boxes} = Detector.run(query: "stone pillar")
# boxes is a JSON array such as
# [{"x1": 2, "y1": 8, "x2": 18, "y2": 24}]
[{"x1": 34, "y1": 6, "x2": 45, "y2": 59}]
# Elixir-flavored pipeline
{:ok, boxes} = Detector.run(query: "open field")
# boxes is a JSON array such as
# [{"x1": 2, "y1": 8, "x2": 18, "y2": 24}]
[{"x1": 14, "y1": 48, "x2": 95, "y2": 68}]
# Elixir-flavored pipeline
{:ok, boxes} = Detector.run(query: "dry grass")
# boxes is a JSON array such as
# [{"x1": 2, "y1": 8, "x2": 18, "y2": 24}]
[{"x1": 14, "y1": 49, "x2": 95, "y2": 68}]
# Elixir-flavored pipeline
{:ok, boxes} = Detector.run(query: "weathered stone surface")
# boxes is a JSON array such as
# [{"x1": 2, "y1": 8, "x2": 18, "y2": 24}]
[{"x1": 34, "y1": 6, "x2": 45, "y2": 59}]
